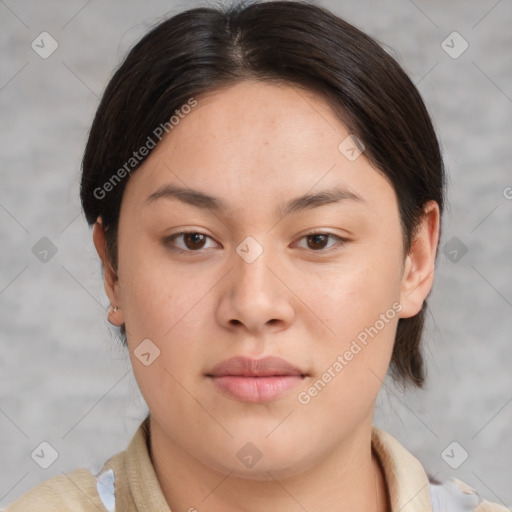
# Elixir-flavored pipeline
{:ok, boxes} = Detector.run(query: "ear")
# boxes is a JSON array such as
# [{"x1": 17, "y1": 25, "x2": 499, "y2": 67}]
[
  {"x1": 399, "y1": 200, "x2": 440, "y2": 318},
  {"x1": 93, "y1": 217, "x2": 124, "y2": 326}
]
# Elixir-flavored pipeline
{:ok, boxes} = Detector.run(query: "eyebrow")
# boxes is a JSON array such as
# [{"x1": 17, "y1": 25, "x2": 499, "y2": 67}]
[{"x1": 144, "y1": 184, "x2": 363, "y2": 216}]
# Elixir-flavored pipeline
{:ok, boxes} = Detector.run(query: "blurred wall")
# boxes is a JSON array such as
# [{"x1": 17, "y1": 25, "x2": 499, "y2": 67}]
[{"x1": 1, "y1": 0, "x2": 511, "y2": 507}]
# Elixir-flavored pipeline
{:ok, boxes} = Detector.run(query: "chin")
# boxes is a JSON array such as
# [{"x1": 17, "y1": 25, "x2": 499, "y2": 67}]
[{"x1": 199, "y1": 437, "x2": 318, "y2": 481}]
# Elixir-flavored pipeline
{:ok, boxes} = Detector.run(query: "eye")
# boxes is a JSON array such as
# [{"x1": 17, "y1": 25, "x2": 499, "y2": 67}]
[
  {"x1": 164, "y1": 231, "x2": 218, "y2": 252},
  {"x1": 295, "y1": 232, "x2": 346, "y2": 252},
  {"x1": 164, "y1": 230, "x2": 346, "y2": 254}
]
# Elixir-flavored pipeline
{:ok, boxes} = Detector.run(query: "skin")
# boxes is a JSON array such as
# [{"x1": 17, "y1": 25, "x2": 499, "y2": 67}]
[{"x1": 93, "y1": 80, "x2": 440, "y2": 512}]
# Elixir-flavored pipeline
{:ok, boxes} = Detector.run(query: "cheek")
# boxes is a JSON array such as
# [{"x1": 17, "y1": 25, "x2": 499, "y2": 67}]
[
  {"x1": 316, "y1": 248, "x2": 403, "y2": 336},
  {"x1": 117, "y1": 232, "x2": 196, "y2": 340},
  {"x1": 303, "y1": 239, "x2": 403, "y2": 401},
  {"x1": 120, "y1": 256, "x2": 210, "y2": 422},
  {"x1": 298, "y1": 283, "x2": 400, "y2": 433},
  {"x1": 116, "y1": 236, "x2": 217, "y2": 377}
]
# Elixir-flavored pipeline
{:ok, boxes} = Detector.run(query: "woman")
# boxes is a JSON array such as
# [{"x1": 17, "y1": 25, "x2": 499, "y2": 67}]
[{"x1": 5, "y1": 1, "x2": 508, "y2": 511}]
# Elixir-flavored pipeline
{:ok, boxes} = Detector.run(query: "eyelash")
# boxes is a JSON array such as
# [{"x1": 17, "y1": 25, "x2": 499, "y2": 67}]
[{"x1": 164, "y1": 230, "x2": 347, "y2": 254}]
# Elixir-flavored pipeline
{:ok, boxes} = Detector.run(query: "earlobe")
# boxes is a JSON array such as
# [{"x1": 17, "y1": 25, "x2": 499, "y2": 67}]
[
  {"x1": 399, "y1": 201, "x2": 440, "y2": 319},
  {"x1": 93, "y1": 217, "x2": 123, "y2": 325}
]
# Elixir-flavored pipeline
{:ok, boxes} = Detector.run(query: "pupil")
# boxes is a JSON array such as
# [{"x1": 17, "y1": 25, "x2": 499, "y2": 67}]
[
  {"x1": 309, "y1": 234, "x2": 327, "y2": 250},
  {"x1": 186, "y1": 233, "x2": 205, "y2": 249}
]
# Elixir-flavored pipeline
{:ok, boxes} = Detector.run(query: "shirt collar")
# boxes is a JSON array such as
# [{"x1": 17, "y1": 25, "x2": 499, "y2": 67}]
[
  {"x1": 125, "y1": 416, "x2": 172, "y2": 511},
  {"x1": 372, "y1": 426, "x2": 433, "y2": 511}
]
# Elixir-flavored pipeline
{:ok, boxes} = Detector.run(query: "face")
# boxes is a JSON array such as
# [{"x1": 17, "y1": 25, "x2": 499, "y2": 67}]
[{"x1": 95, "y1": 80, "x2": 438, "y2": 479}]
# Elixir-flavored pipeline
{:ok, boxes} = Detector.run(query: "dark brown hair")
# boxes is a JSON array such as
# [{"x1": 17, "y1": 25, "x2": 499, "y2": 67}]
[{"x1": 80, "y1": 0, "x2": 445, "y2": 388}]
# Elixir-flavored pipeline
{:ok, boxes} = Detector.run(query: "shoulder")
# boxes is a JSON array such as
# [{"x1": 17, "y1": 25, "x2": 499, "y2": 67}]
[
  {"x1": 3, "y1": 418, "x2": 150, "y2": 512},
  {"x1": 371, "y1": 426, "x2": 510, "y2": 512},
  {"x1": 2, "y1": 468, "x2": 108, "y2": 512},
  {"x1": 3, "y1": 450, "x2": 123, "y2": 512},
  {"x1": 430, "y1": 477, "x2": 510, "y2": 512}
]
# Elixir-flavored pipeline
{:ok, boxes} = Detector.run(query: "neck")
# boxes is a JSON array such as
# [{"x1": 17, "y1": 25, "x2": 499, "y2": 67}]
[{"x1": 148, "y1": 417, "x2": 390, "y2": 512}]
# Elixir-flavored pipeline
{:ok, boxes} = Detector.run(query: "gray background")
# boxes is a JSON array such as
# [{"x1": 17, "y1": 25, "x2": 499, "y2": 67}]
[{"x1": 1, "y1": 0, "x2": 511, "y2": 508}]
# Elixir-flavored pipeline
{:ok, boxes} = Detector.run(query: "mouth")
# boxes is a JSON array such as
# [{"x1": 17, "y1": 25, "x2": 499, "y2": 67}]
[{"x1": 206, "y1": 356, "x2": 308, "y2": 403}]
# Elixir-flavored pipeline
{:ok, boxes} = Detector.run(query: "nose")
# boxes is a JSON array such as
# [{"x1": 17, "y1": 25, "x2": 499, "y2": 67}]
[{"x1": 216, "y1": 238, "x2": 296, "y2": 335}]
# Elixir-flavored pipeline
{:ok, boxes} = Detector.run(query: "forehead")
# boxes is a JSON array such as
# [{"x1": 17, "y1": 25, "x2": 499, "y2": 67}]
[
  {"x1": 122, "y1": 80, "x2": 396, "y2": 218},
  {"x1": 156, "y1": 81, "x2": 343, "y2": 179}
]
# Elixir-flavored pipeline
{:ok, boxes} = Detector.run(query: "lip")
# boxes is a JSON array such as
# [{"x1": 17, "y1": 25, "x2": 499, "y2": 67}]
[{"x1": 207, "y1": 356, "x2": 307, "y2": 403}]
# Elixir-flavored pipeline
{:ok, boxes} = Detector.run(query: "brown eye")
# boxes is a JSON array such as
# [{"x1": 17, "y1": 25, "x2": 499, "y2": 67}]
[
  {"x1": 182, "y1": 232, "x2": 207, "y2": 250},
  {"x1": 295, "y1": 232, "x2": 346, "y2": 252},
  {"x1": 306, "y1": 234, "x2": 330, "y2": 250},
  {"x1": 165, "y1": 231, "x2": 217, "y2": 252}
]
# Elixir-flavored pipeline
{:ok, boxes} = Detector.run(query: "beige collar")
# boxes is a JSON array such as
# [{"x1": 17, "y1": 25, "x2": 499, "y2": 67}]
[
  {"x1": 372, "y1": 426, "x2": 433, "y2": 511},
  {"x1": 123, "y1": 417, "x2": 171, "y2": 511}
]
